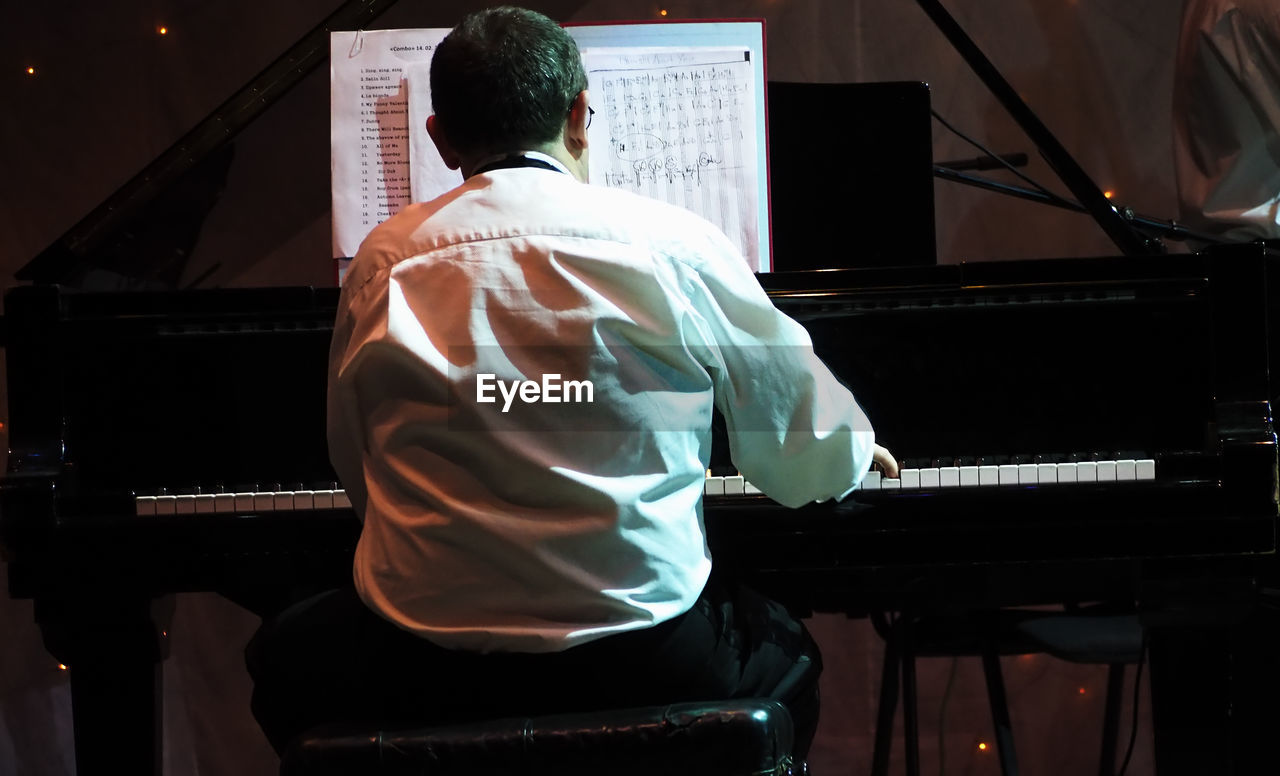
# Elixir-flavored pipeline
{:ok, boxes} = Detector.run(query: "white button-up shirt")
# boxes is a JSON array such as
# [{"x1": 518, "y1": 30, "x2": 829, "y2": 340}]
[{"x1": 328, "y1": 164, "x2": 876, "y2": 653}]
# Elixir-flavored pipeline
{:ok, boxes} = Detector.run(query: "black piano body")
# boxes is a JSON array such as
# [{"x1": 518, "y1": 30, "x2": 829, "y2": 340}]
[
  {"x1": 3, "y1": 245, "x2": 1278, "y2": 773},
  {"x1": 7, "y1": 247, "x2": 1278, "y2": 603},
  {"x1": 717, "y1": 245, "x2": 1280, "y2": 613}
]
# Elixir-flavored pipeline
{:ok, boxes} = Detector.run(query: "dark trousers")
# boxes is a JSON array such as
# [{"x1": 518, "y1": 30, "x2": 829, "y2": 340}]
[{"x1": 245, "y1": 571, "x2": 822, "y2": 759}]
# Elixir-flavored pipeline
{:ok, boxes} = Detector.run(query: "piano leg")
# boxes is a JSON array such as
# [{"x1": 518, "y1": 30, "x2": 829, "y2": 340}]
[
  {"x1": 1222, "y1": 601, "x2": 1280, "y2": 774},
  {"x1": 35, "y1": 593, "x2": 169, "y2": 776},
  {"x1": 1148, "y1": 605, "x2": 1280, "y2": 776},
  {"x1": 1148, "y1": 625, "x2": 1232, "y2": 775}
]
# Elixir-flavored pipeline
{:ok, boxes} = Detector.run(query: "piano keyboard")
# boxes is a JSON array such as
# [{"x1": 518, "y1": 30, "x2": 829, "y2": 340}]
[
  {"x1": 135, "y1": 488, "x2": 351, "y2": 516},
  {"x1": 135, "y1": 457, "x2": 1158, "y2": 514},
  {"x1": 704, "y1": 457, "x2": 1157, "y2": 496}
]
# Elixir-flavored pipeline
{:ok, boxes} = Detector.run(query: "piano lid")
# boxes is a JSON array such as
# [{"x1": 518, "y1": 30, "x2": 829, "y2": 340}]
[
  {"x1": 913, "y1": 0, "x2": 1164, "y2": 258},
  {"x1": 14, "y1": 0, "x2": 1168, "y2": 291},
  {"x1": 15, "y1": 0, "x2": 403, "y2": 289}
]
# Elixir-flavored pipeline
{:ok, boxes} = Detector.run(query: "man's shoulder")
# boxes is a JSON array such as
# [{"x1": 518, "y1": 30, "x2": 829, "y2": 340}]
[
  {"x1": 345, "y1": 174, "x2": 742, "y2": 288},
  {"x1": 341, "y1": 201, "x2": 437, "y2": 293},
  {"x1": 576, "y1": 180, "x2": 712, "y2": 224},
  {"x1": 563, "y1": 180, "x2": 737, "y2": 257},
  {"x1": 345, "y1": 184, "x2": 479, "y2": 277}
]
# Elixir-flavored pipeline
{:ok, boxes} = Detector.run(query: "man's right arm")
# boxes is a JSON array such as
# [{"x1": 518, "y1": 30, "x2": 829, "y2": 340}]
[{"x1": 679, "y1": 240, "x2": 889, "y2": 507}]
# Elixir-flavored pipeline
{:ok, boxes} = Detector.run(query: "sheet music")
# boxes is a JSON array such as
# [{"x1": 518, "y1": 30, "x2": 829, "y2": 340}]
[
  {"x1": 333, "y1": 22, "x2": 769, "y2": 272},
  {"x1": 330, "y1": 28, "x2": 448, "y2": 259},
  {"x1": 582, "y1": 47, "x2": 760, "y2": 270}
]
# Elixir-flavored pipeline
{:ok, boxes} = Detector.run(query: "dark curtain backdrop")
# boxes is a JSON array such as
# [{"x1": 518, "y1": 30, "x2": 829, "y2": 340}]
[{"x1": 0, "y1": 1, "x2": 1172, "y2": 773}]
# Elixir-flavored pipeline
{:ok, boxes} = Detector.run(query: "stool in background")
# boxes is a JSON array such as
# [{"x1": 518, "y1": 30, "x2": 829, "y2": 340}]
[
  {"x1": 280, "y1": 698, "x2": 800, "y2": 776},
  {"x1": 870, "y1": 607, "x2": 1145, "y2": 776}
]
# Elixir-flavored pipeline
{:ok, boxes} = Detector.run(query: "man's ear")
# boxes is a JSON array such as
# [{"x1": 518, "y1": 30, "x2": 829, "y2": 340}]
[
  {"x1": 564, "y1": 90, "x2": 590, "y2": 153},
  {"x1": 426, "y1": 115, "x2": 461, "y2": 170}
]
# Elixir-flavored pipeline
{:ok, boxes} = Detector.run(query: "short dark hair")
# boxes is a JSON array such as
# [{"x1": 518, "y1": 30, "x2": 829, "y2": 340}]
[{"x1": 430, "y1": 7, "x2": 587, "y2": 159}]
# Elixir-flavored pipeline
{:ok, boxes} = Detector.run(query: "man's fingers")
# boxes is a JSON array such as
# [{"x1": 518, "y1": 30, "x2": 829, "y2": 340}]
[{"x1": 873, "y1": 445, "x2": 900, "y2": 479}]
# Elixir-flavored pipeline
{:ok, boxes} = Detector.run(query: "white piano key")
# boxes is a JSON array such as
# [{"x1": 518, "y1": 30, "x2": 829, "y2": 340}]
[
  {"x1": 214, "y1": 493, "x2": 236, "y2": 513},
  {"x1": 1097, "y1": 461, "x2": 1118, "y2": 482},
  {"x1": 175, "y1": 495, "x2": 197, "y2": 515},
  {"x1": 1036, "y1": 463, "x2": 1058, "y2": 484},
  {"x1": 313, "y1": 490, "x2": 335, "y2": 510},
  {"x1": 1077, "y1": 462, "x2": 1098, "y2": 482},
  {"x1": 155, "y1": 495, "x2": 177, "y2": 515},
  {"x1": 723, "y1": 475, "x2": 745, "y2": 495},
  {"x1": 293, "y1": 490, "x2": 315, "y2": 510},
  {"x1": 1057, "y1": 463, "x2": 1078, "y2": 483},
  {"x1": 1116, "y1": 459, "x2": 1137, "y2": 481},
  {"x1": 704, "y1": 476, "x2": 726, "y2": 496},
  {"x1": 333, "y1": 490, "x2": 352, "y2": 509},
  {"x1": 744, "y1": 481, "x2": 762, "y2": 495},
  {"x1": 879, "y1": 477, "x2": 901, "y2": 490},
  {"x1": 998, "y1": 465, "x2": 1018, "y2": 486},
  {"x1": 939, "y1": 467, "x2": 960, "y2": 488},
  {"x1": 195, "y1": 494, "x2": 216, "y2": 514},
  {"x1": 978, "y1": 465, "x2": 999, "y2": 487},
  {"x1": 253, "y1": 492, "x2": 276, "y2": 511},
  {"x1": 920, "y1": 468, "x2": 941, "y2": 488},
  {"x1": 899, "y1": 469, "x2": 921, "y2": 490},
  {"x1": 961, "y1": 466, "x2": 981, "y2": 487},
  {"x1": 136, "y1": 496, "x2": 157, "y2": 516},
  {"x1": 1017, "y1": 463, "x2": 1038, "y2": 484},
  {"x1": 273, "y1": 492, "x2": 295, "y2": 511},
  {"x1": 860, "y1": 471, "x2": 882, "y2": 490},
  {"x1": 1136, "y1": 459, "x2": 1156, "y2": 480},
  {"x1": 234, "y1": 492, "x2": 255, "y2": 511}
]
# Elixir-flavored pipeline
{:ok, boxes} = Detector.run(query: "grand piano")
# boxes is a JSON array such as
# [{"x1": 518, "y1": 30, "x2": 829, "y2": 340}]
[
  {"x1": 6, "y1": 246, "x2": 1280, "y2": 774},
  {"x1": 3, "y1": 2, "x2": 1279, "y2": 776}
]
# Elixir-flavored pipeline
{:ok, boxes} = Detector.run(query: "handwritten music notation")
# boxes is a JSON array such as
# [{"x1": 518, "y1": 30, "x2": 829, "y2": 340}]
[
  {"x1": 585, "y1": 49, "x2": 759, "y2": 265},
  {"x1": 597, "y1": 65, "x2": 750, "y2": 188},
  {"x1": 604, "y1": 150, "x2": 724, "y2": 188}
]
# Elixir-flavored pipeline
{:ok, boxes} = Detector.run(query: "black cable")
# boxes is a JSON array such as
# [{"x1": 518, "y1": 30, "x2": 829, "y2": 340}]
[
  {"x1": 931, "y1": 108, "x2": 1075, "y2": 208},
  {"x1": 1116, "y1": 635, "x2": 1149, "y2": 776},
  {"x1": 930, "y1": 108, "x2": 1227, "y2": 245}
]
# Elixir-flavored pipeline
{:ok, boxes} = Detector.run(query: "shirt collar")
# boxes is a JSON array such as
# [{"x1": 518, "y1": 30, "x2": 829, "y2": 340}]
[{"x1": 467, "y1": 150, "x2": 573, "y2": 178}]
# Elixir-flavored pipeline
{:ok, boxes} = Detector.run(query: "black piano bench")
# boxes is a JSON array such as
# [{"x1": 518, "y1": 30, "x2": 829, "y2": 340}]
[{"x1": 279, "y1": 698, "x2": 800, "y2": 776}]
